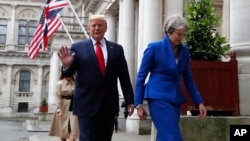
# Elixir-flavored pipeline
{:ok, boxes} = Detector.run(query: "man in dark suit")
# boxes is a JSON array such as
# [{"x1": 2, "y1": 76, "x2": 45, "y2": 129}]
[{"x1": 57, "y1": 14, "x2": 135, "y2": 141}]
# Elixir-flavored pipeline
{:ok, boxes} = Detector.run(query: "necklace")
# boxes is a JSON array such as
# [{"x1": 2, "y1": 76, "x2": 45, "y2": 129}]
[{"x1": 173, "y1": 47, "x2": 178, "y2": 53}]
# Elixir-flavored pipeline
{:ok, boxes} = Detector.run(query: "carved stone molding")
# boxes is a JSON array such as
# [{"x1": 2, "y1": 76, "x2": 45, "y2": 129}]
[{"x1": 0, "y1": 7, "x2": 9, "y2": 18}]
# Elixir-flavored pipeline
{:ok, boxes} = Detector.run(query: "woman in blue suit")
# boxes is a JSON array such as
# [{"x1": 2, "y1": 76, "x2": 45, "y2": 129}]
[{"x1": 134, "y1": 15, "x2": 207, "y2": 141}]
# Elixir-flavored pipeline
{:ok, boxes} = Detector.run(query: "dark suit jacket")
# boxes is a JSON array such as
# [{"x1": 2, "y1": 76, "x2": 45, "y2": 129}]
[{"x1": 62, "y1": 38, "x2": 134, "y2": 117}]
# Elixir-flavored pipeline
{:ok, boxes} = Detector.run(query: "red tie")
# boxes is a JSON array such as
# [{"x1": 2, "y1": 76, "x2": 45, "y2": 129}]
[{"x1": 96, "y1": 41, "x2": 105, "y2": 75}]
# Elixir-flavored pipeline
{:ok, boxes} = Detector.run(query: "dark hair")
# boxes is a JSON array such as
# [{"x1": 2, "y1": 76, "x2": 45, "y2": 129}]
[{"x1": 59, "y1": 74, "x2": 75, "y2": 80}]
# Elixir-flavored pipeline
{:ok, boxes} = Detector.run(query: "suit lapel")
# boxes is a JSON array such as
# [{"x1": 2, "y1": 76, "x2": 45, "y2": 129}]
[
  {"x1": 105, "y1": 41, "x2": 113, "y2": 74},
  {"x1": 162, "y1": 36, "x2": 177, "y2": 70}
]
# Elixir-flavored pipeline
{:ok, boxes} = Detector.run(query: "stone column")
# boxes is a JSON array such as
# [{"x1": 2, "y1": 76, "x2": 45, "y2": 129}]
[
  {"x1": 37, "y1": 66, "x2": 43, "y2": 106},
  {"x1": 6, "y1": 4, "x2": 16, "y2": 50},
  {"x1": 5, "y1": 64, "x2": 13, "y2": 111},
  {"x1": 116, "y1": 0, "x2": 136, "y2": 133},
  {"x1": 118, "y1": 0, "x2": 124, "y2": 44},
  {"x1": 230, "y1": 0, "x2": 250, "y2": 116},
  {"x1": 48, "y1": 51, "x2": 60, "y2": 105},
  {"x1": 142, "y1": 0, "x2": 162, "y2": 50},
  {"x1": 120, "y1": 0, "x2": 135, "y2": 83},
  {"x1": 105, "y1": 13, "x2": 116, "y2": 42},
  {"x1": 222, "y1": 0, "x2": 230, "y2": 41},
  {"x1": 165, "y1": 0, "x2": 184, "y2": 17},
  {"x1": 136, "y1": 0, "x2": 145, "y2": 70}
]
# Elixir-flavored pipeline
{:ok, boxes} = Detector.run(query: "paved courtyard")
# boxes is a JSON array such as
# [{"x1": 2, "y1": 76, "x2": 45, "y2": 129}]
[{"x1": 0, "y1": 115, "x2": 151, "y2": 141}]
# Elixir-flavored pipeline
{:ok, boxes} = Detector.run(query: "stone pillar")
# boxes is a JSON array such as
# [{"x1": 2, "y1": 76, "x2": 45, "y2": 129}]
[
  {"x1": 142, "y1": 0, "x2": 162, "y2": 50},
  {"x1": 165, "y1": 0, "x2": 184, "y2": 17},
  {"x1": 136, "y1": 0, "x2": 145, "y2": 70},
  {"x1": 6, "y1": 64, "x2": 13, "y2": 108},
  {"x1": 48, "y1": 51, "x2": 60, "y2": 105},
  {"x1": 222, "y1": 0, "x2": 230, "y2": 41},
  {"x1": 105, "y1": 13, "x2": 116, "y2": 42},
  {"x1": 120, "y1": 0, "x2": 135, "y2": 83},
  {"x1": 6, "y1": 4, "x2": 16, "y2": 50},
  {"x1": 37, "y1": 66, "x2": 43, "y2": 105},
  {"x1": 118, "y1": 0, "x2": 124, "y2": 44},
  {"x1": 230, "y1": 0, "x2": 250, "y2": 115}
]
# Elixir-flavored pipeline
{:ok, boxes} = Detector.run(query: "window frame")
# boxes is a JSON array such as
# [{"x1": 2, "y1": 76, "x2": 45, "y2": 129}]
[
  {"x1": 18, "y1": 70, "x2": 31, "y2": 92},
  {"x1": 18, "y1": 20, "x2": 37, "y2": 45},
  {"x1": 0, "y1": 18, "x2": 7, "y2": 44}
]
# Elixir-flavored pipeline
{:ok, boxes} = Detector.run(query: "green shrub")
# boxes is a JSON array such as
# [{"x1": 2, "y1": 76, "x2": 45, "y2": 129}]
[
  {"x1": 40, "y1": 98, "x2": 48, "y2": 106},
  {"x1": 184, "y1": 0, "x2": 230, "y2": 61}
]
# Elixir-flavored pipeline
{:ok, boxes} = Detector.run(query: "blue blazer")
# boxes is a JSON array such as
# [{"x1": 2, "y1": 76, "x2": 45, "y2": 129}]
[
  {"x1": 62, "y1": 38, "x2": 134, "y2": 117},
  {"x1": 135, "y1": 36, "x2": 203, "y2": 106}
]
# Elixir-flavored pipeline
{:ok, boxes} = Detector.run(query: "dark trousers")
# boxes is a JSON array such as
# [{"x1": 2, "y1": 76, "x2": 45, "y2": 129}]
[
  {"x1": 78, "y1": 97, "x2": 115, "y2": 141},
  {"x1": 114, "y1": 117, "x2": 118, "y2": 132}
]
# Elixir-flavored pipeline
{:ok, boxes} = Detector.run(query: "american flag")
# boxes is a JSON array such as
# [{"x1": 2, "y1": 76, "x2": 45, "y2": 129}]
[{"x1": 28, "y1": 0, "x2": 68, "y2": 59}]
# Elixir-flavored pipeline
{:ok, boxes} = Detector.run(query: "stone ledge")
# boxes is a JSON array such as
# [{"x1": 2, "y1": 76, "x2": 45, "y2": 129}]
[
  {"x1": 150, "y1": 116, "x2": 250, "y2": 141},
  {"x1": 180, "y1": 116, "x2": 250, "y2": 141}
]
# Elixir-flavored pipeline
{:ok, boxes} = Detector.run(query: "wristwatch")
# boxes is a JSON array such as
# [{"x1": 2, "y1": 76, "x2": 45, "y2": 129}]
[{"x1": 136, "y1": 104, "x2": 142, "y2": 109}]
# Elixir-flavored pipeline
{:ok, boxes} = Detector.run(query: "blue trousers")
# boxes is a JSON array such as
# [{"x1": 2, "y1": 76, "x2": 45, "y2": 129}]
[{"x1": 148, "y1": 99, "x2": 183, "y2": 141}]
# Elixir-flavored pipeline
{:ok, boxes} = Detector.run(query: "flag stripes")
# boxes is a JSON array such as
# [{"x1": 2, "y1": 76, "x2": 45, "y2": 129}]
[
  {"x1": 28, "y1": 16, "x2": 61, "y2": 59},
  {"x1": 28, "y1": 0, "x2": 68, "y2": 59}
]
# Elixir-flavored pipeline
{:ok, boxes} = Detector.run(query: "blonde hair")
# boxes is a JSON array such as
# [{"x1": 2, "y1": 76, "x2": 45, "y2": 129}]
[{"x1": 88, "y1": 15, "x2": 107, "y2": 25}]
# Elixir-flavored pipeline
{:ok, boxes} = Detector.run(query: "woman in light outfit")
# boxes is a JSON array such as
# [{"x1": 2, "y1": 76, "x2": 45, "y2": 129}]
[{"x1": 49, "y1": 75, "x2": 79, "y2": 141}]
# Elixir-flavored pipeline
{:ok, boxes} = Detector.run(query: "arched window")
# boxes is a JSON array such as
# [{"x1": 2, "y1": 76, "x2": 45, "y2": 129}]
[{"x1": 19, "y1": 70, "x2": 31, "y2": 92}]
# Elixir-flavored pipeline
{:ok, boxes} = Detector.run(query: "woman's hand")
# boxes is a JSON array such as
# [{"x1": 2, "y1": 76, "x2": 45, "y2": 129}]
[
  {"x1": 137, "y1": 105, "x2": 148, "y2": 121},
  {"x1": 198, "y1": 103, "x2": 207, "y2": 118},
  {"x1": 57, "y1": 111, "x2": 62, "y2": 118},
  {"x1": 56, "y1": 109, "x2": 62, "y2": 118}
]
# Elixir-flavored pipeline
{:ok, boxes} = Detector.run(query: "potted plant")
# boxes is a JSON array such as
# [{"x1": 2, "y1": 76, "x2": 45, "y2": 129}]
[
  {"x1": 181, "y1": 0, "x2": 239, "y2": 116},
  {"x1": 39, "y1": 98, "x2": 48, "y2": 113},
  {"x1": 184, "y1": 0, "x2": 230, "y2": 61}
]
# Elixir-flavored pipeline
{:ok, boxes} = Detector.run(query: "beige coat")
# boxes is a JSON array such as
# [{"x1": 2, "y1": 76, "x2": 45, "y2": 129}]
[{"x1": 48, "y1": 78, "x2": 79, "y2": 139}]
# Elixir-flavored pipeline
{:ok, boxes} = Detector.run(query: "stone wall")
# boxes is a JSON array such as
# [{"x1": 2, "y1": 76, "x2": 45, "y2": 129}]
[
  {"x1": 150, "y1": 116, "x2": 250, "y2": 141},
  {"x1": 180, "y1": 116, "x2": 250, "y2": 141}
]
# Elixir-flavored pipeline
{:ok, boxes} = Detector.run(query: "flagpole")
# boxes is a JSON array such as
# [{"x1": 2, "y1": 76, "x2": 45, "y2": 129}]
[
  {"x1": 59, "y1": 17, "x2": 74, "y2": 44},
  {"x1": 67, "y1": 0, "x2": 89, "y2": 38}
]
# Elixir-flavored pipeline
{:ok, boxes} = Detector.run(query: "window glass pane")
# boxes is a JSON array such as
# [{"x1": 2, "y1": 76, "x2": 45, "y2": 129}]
[
  {"x1": 18, "y1": 27, "x2": 26, "y2": 35},
  {"x1": 19, "y1": 71, "x2": 31, "y2": 92},
  {"x1": 18, "y1": 20, "x2": 27, "y2": 45},
  {"x1": 28, "y1": 20, "x2": 37, "y2": 37},
  {"x1": 0, "y1": 36, "x2": 6, "y2": 44},
  {"x1": 0, "y1": 19, "x2": 7, "y2": 25},
  {"x1": 18, "y1": 36, "x2": 26, "y2": 45},
  {"x1": 0, "y1": 26, "x2": 6, "y2": 34},
  {"x1": 29, "y1": 27, "x2": 36, "y2": 35},
  {"x1": 0, "y1": 19, "x2": 7, "y2": 44},
  {"x1": 29, "y1": 20, "x2": 37, "y2": 26},
  {"x1": 28, "y1": 37, "x2": 33, "y2": 44},
  {"x1": 19, "y1": 20, "x2": 27, "y2": 26}
]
